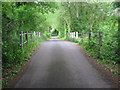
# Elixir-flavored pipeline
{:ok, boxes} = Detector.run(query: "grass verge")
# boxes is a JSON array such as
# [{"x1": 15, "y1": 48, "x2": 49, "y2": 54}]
[
  {"x1": 2, "y1": 36, "x2": 50, "y2": 88},
  {"x1": 61, "y1": 36, "x2": 119, "y2": 75}
]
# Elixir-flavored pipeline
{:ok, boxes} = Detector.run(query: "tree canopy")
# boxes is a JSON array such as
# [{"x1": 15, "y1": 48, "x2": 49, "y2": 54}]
[{"x1": 2, "y1": 2, "x2": 120, "y2": 87}]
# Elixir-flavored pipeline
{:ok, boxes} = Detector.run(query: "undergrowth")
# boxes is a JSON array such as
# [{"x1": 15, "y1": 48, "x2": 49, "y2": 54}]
[
  {"x1": 64, "y1": 37, "x2": 119, "y2": 75},
  {"x1": 2, "y1": 36, "x2": 49, "y2": 87}
]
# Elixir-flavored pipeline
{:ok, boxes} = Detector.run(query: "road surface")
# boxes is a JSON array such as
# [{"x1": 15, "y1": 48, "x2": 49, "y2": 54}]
[{"x1": 14, "y1": 37, "x2": 111, "y2": 88}]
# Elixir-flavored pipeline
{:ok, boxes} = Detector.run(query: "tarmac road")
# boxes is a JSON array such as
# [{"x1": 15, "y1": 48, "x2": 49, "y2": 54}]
[{"x1": 14, "y1": 37, "x2": 111, "y2": 88}]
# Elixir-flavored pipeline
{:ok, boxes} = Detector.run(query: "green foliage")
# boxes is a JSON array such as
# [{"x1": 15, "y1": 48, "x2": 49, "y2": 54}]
[
  {"x1": 2, "y1": 2, "x2": 120, "y2": 86},
  {"x1": 58, "y1": 2, "x2": 119, "y2": 67},
  {"x1": 2, "y1": 2, "x2": 57, "y2": 67},
  {"x1": 2, "y1": 2, "x2": 58, "y2": 87},
  {"x1": 2, "y1": 36, "x2": 46, "y2": 87}
]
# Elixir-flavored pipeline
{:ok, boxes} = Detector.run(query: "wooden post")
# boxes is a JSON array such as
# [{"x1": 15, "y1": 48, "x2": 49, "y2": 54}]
[
  {"x1": 38, "y1": 32, "x2": 39, "y2": 37},
  {"x1": 25, "y1": 31, "x2": 28, "y2": 43},
  {"x1": 81, "y1": 31, "x2": 83, "y2": 43},
  {"x1": 20, "y1": 31, "x2": 23, "y2": 49},
  {"x1": 99, "y1": 31, "x2": 102, "y2": 58},
  {"x1": 31, "y1": 31, "x2": 32, "y2": 41},
  {"x1": 35, "y1": 32, "x2": 37, "y2": 36},
  {"x1": 89, "y1": 31, "x2": 91, "y2": 46},
  {"x1": 83, "y1": 31, "x2": 84, "y2": 42},
  {"x1": 36, "y1": 32, "x2": 38, "y2": 36}
]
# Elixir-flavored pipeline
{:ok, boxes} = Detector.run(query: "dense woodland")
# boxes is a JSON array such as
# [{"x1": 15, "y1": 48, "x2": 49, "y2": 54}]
[{"x1": 2, "y1": 2, "x2": 120, "y2": 87}]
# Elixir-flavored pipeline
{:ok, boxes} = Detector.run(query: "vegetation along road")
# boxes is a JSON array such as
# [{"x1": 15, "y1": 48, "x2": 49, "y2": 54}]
[{"x1": 2, "y1": 2, "x2": 119, "y2": 89}]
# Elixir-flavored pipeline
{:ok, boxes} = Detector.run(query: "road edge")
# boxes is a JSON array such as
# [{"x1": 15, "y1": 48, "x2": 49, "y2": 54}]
[
  {"x1": 62, "y1": 39, "x2": 119, "y2": 88},
  {"x1": 4, "y1": 41, "x2": 45, "y2": 88},
  {"x1": 76, "y1": 43, "x2": 119, "y2": 88}
]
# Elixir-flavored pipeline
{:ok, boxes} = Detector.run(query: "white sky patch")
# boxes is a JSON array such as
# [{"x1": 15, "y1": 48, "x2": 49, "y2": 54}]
[{"x1": 34, "y1": 1, "x2": 38, "y2": 4}]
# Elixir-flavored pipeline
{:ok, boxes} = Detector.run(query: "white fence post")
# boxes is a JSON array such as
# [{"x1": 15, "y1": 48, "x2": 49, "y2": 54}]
[
  {"x1": 34, "y1": 31, "x2": 36, "y2": 36},
  {"x1": 73, "y1": 32, "x2": 75, "y2": 38},
  {"x1": 72, "y1": 32, "x2": 74, "y2": 38},
  {"x1": 38, "y1": 32, "x2": 40, "y2": 37},
  {"x1": 76, "y1": 32, "x2": 78, "y2": 39}
]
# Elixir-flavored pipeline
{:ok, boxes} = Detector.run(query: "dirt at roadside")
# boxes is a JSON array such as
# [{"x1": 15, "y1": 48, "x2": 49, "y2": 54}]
[{"x1": 76, "y1": 44, "x2": 119, "y2": 88}]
